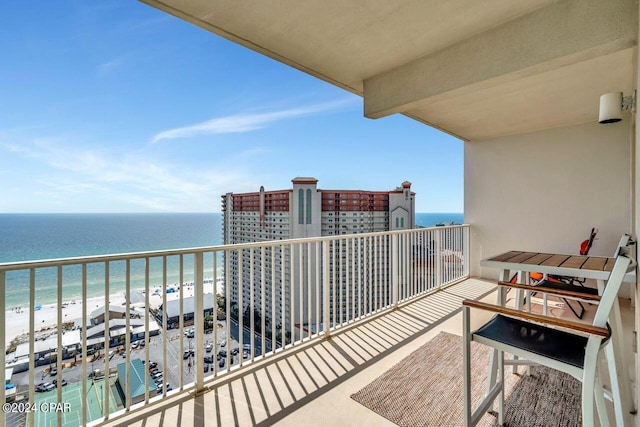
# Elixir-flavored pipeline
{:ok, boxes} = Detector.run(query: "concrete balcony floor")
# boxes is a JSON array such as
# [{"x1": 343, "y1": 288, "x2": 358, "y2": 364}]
[{"x1": 101, "y1": 278, "x2": 635, "y2": 427}]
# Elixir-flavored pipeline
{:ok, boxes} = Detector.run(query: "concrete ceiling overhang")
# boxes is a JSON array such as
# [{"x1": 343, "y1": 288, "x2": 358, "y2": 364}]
[{"x1": 141, "y1": 0, "x2": 638, "y2": 141}]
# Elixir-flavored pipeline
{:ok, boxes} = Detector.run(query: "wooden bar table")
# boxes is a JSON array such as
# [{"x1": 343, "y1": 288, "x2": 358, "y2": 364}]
[{"x1": 480, "y1": 251, "x2": 636, "y2": 426}]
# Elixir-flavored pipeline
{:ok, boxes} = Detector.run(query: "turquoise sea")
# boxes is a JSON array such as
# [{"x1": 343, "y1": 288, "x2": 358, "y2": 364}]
[{"x1": 0, "y1": 212, "x2": 462, "y2": 307}]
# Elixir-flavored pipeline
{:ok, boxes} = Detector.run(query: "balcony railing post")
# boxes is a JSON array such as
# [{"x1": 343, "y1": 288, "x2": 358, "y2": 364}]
[
  {"x1": 392, "y1": 233, "x2": 399, "y2": 309},
  {"x1": 322, "y1": 240, "x2": 331, "y2": 338},
  {"x1": 194, "y1": 251, "x2": 205, "y2": 393},
  {"x1": 0, "y1": 271, "x2": 4, "y2": 427},
  {"x1": 464, "y1": 225, "x2": 470, "y2": 277},
  {"x1": 435, "y1": 229, "x2": 442, "y2": 288}
]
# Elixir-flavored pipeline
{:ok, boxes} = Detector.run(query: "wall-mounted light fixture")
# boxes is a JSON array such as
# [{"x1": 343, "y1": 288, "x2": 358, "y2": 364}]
[{"x1": 599, "y1": 91, "x2": 636, "y2": 124}]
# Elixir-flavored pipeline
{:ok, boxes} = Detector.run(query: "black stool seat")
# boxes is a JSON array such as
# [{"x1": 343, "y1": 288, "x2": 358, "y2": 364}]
[
  {"x1": 536, "y1": 279, "x2": 599, "y2": 296},
  {"x1": 473, "y1": 314, "x2": 600, "y2": 368}
]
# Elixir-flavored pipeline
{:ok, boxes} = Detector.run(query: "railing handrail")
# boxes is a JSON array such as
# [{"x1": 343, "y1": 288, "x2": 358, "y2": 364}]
[
  {"x1": 0, "y1": 224, "x2": 470, "y2": 272},
  {"x1": 0, "y1": 224, "x2": 470, "y2": 427}
]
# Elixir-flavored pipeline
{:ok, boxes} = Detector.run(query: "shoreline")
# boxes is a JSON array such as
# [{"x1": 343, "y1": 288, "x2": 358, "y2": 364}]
[{"x1": 5, "y1": 280, "x2": 223, "y2": 347}]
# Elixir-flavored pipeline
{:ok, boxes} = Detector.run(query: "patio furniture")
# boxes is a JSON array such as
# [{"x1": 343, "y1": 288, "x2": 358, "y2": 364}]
[
  {"x1": 464, "y1": 250, "x2": 634, "y2": 427},
  {"x1": 530, "y1": 233, "x2": 630, "y2": 319}
]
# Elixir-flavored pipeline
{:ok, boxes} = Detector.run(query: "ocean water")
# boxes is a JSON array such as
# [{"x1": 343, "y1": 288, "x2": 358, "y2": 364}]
[
  {"x1": 0, "y1": 213, "x2": 222, "y2": 308},
  {"x1": 0, "y1": 212, "x2": 462, "y2": 307},
  {"x1": 415, "y1": 212, "x2": 464, "y2": 227}
]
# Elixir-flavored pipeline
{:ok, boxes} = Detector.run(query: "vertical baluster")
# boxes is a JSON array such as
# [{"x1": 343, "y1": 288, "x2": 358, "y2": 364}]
[
  {"x1": 352, "y1": 238, "x2": 356, "y2": 321},
  {"x1": 271, "y1": 246, "x2": 276, "y2": 353},
  {"x1": 410, "y1": 232, "x2": 415, "y2": 298},
  {"x1": 315, "y1": 241, "x2": 321, "y2": 337},
  {"x1": 307, "y1": 243, "x2": 312, "y2": 339},
  {"x1": 179, "y1": 255, "x2": 184, "y2": 388},
  {"x1": 28, "y1": 269, "x2": 35, "y2": 427},
  {"x1": 125, "y1": 260, "x2": 131, "y2": 410},
  {"x1": 465, "y1": 226, "x2": 470, "y2": 277},
  {"x1": 365, "y1": 237, "x2": 369, "y2": 316},
  {"x1": 346, "y1": 238, "x2": 350, "y2": 322},
  {"x1": 362, "y1": 237, "x2": 366, "y2": 316},
  {"x1": 332, "y1": 240, "x2": 336, "y2": 327},
  {"x1": 322, "y1": 241, "x2": 330, "y2": 337},
  {"x1": 162, "y1": 256, "x2": 168, "y2": 395},
  {"x1": 290, "y1": 244, "x2": 295, "y2": 346},
  {"x1": 400, "y1": 234, "x2": 405, "y2": 301},
  {"x1": 238, "y1": 249, "x2": 244, "y2": 364},
  {"x1": 225, "y1": 250, "x2": 231, "y2": 370},
  {"x1": 420, "y1": 231, "x2": 425, "y2": 293},
  {"x1": 353, "y1": 238, "x2": 357, "y2": 320},
  {"x1": 0, "y1": 271, "x2": 5, "y2": 427},
  {"x1": 280, "y1": 245, "x2": 285, "y2": 350},
  {"x1": 144, "y1": 258, "x2": 150, "y2": 403},
  {"x1": 194, "y1": 252, "x2": 204, "y2": 391},
  {"x1": 436, "y1": 229, "x2": 442, "y2": 289},
  {"x1": 299, "y1": 244, "x2": 303, "y2": 342},
  {"x1": 392, "y1": 234, "x2": 398, "y2": 309},
  {"x1": 103, "y1": 262, "x2": 110, "y2": 419},
  {"x1": 373, "y1": 236, "x2": 378, "y2": 312},
  {"x1": 249, "y1": 249, "x2": 255, "y2": 364},
  {"x1": 261, "y1": 247, "x2": 265, "y2": 358},
  {"x1": 338, "y1": 240, "x2": 342, "y2": 325},
  {"x1": 56, "y1": 266, "x2": 62, "y2": 427},
  {"x1": 81, "y1": 265, "x2": 87, "y2": 425},
  {"x1": 383, "y1": 235, "x2": 387, "y2": 308},
  {"x1": 213, "y1": 251, "x2": 218, "y2": 377}
]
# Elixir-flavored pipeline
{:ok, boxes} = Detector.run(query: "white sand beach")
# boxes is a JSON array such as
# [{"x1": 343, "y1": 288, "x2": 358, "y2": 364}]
[{"x1": 4, "y1": 281, "x2": 219, "y2": 346}]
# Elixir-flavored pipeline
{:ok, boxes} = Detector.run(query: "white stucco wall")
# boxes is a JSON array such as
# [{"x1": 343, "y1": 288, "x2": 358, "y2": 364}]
[{"x1": 466, "y1": 118, "x2": 632, "y2": 280}]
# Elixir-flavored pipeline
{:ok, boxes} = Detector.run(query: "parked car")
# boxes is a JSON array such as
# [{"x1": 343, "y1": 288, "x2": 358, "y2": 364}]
[
  {"x1": 218, "y1": 350, "x2": 227, "y2": 358},
  {"x1": 230, "y1": 348, "x2": 239, "y2": 356},
  {"x1": 52, "y1": 379, "x2": 67, "y2": 387},
  {"x1": 131, "y1": 341, "x2": 139, "y2": 349},
  {"x1": 152, "y1": 372, "x2": 163, "y2": 380},
  {"x1": 108, "y1": 351, "x2": 115, "y2": 360},
  {"x1": 36, "y1": 382, "x2": 55, "y2": 393},
  {"x1": 203, "y1": 356, "x2": 213, "y2": 364},
  {"x1": 205, "y1": 344, "x2": 213, "y2": 353},
  {"x1": 148, "y1": 361, "x2": 158, "y2": 369},
  {"x1": 203, "y1": 363, "x2": 209, "y2": 372},
  {"x1": 243, "y1": 350, "x2": 250, "y2": 360},
  {"x1": 154, "y1": 378, "x2": 164, "y2": 385},
  {"x1": 49, "y1": 369, "x2": 57, "y2": 377},
  {"x1": 218, "y1": 359, "x2": 225, "y2": 368},
  {"x1": 220, "y1": 341, "x2": 226, "y2": 347},
  {"x1": 139, "y1": 340, "x2": 146, "y2": 347}
]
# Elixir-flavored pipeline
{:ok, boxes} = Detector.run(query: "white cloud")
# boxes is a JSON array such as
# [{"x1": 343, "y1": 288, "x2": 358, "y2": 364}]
[
  {"x1": 96, "y1": 56, "x2": 127, "y2": 77},
  {"x1": 1, "y1": 139, "x2": 258, "y2": 212},
  {"x1": 150, "y1": 98, "x2": 357, "y2": 144}
]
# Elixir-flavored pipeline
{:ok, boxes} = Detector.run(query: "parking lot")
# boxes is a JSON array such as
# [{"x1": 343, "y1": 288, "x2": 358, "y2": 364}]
[{"x1": 10, "y1": 321, "x2": 247, "y2": 395}]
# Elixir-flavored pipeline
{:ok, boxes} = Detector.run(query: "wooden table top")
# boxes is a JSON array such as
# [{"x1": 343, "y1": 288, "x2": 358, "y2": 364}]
[{"x1": 483, "y1": 251, "x2": 614, "y2": 272}]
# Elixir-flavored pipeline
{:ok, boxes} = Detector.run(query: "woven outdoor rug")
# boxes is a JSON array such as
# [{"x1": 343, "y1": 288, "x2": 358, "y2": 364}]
[{"x1": 351, "y1": 331, "x2": 582, "y2": 426}]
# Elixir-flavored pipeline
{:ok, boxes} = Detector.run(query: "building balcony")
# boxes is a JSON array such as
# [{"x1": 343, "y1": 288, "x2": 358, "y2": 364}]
[
  {"x1": 1, "y1": 224, "x2": 635, "y2": 426},
  {"x1": 0, "y1": 225, "x2": 474, "y2": 426}
]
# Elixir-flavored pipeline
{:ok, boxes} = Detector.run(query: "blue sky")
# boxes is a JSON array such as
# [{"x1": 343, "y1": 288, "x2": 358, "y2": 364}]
[{"x1": 0, "y1": 1, "x2": 463, "y2": 213}]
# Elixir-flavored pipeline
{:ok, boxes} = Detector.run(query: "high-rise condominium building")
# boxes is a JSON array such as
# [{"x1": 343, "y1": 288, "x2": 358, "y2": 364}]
[{"x1": 221, "y1": 178, "x2": 415, "y2": 336}]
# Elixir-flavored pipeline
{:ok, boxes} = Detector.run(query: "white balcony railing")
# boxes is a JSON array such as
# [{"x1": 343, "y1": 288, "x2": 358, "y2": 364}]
[{"x1": 0, "y1": 224, "x2": 469, "y2": 427}]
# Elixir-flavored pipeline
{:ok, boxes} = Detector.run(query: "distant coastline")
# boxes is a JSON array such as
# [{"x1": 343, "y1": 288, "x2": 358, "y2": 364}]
[
  {"x1": 415, "y1": 212, "x2": 463, "y2": 227},
  {"x1": 0, "y1": 212, "x2": 462, "y2": 307}
]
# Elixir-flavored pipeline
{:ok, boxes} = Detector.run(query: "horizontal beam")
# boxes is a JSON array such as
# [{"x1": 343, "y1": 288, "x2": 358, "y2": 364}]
[{"x1": 363, "y1": 0, "x2": 637, "y2": 119}]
